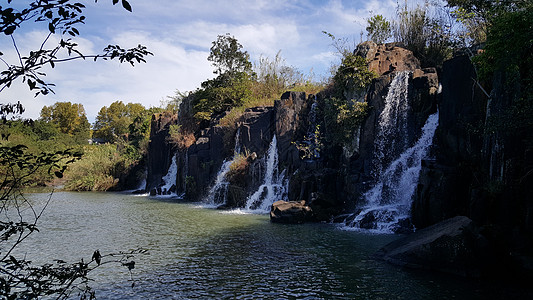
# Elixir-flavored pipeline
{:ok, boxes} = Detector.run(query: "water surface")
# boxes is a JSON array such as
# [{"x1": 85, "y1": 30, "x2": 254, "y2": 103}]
[{"x1": 18, "y1": 192, "x2": 500, "y2": 299}]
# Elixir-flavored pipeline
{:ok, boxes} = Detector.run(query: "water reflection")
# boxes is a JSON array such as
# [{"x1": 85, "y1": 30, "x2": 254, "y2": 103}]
[{"x1": 17, "y1": 192, "x2": 499, "y2": 299}]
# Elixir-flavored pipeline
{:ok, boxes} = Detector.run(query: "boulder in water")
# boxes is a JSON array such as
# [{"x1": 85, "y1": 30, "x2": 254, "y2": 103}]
[{"x1": 270, "y1": 200, "x2": 312, "y2": 224}]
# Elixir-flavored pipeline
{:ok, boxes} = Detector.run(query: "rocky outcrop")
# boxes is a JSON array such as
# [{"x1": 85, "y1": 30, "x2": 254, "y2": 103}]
[
  {"x1": 270, "y1": 200, "x2": 312, "y2": 224},
  {"x1": 146, "y1": 113, "x2": 178, "y2": 193},
  {"x1": 274, "y1": 91, "x2": 310, "y2": 172},
  {"x1": 239, "y1": 106, "x2": 275, "y2": 157},
  {"x1": 355, "y1": 41, "x2": 421, "y2": 76},
  {"x1": 375, "y1": 216, "x2": 491, "y2": 277},
  {"x1": 412, "y1": 55, "x2": 488, "y2": 228}
]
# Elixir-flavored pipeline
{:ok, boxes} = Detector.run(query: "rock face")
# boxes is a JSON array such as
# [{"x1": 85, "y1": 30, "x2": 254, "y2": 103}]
[
  {"x1": 375, "y1": 216, "x2": 490, "y2": 277},
  {"x1": 145, "y1": 43, "x2": 439, "y2": 224},
  {"x1": 146, "y1": 113, "x2": 178, "y2": 193},
  {"x1": 274, "y1": 91, "x2": 310, "y2": 172},
  {"x1": 270, "y1": 200, "x2": 312, "y2": 224},
  {"x1": 411, "y1": 53, "x2": 533, "y2": 276},
  {"x1": 355, "y1": 41, "x2": 421, "y2": 76}
]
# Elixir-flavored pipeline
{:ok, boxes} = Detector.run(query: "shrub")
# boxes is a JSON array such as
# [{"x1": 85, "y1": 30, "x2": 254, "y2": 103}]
[
  {"x1": 64, "y1": 144, "x2": 139, "y2": 191},
  {"x1": 393, "y1": 2, "x2": 453, "y2": 67},
  {"x1": 366, "y1": 15, "x2": 392, "y2": 44},
  {"x1": 324, "y1": 99, "x2": 369, "y2": 146},
  {"x1": 333, "y1": 53, "x2": 377, "y2": 99}
]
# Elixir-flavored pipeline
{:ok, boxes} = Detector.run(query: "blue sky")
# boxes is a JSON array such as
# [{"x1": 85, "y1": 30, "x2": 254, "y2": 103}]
[{"x1": 1, "y1": 0, "x2": 402, "y2": 123}]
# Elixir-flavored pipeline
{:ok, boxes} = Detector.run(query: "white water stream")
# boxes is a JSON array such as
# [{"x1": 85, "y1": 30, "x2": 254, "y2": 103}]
[
  {"x1": 347, "y1": 111, "x2": 439, "y2": 232},
  {"x1": 245, "y1": 135, "x2": 287, "y2": 213},
  {"x1": 346, "y1": 71, "x2": 439, "y2": 233},
  {"x1": 206, "y1": 128, "x2": 241, "y2": 206},
  {"x1": 160, "y1": 154, "x2": 178, "y2": 195}
]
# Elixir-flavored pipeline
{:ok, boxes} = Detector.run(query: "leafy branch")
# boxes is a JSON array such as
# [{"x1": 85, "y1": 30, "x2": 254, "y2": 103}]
[{"x1": 0, "y1": 0, "x2": 152, "y2": 96}]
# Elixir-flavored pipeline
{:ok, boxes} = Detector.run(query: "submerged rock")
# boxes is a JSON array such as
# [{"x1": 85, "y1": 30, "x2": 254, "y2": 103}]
[{"x1": 270, "y1": 200, "x2": 312, "y2": 224}]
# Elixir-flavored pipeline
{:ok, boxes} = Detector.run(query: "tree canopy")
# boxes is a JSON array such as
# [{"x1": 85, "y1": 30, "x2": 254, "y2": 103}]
[
  {"x1": 208, "y1": 33, "x2": 252, "y2": 77},
  {"x1": 366, "y1": 15, "x2": 392, "y2": 44},
  {"x1": 93, "y1": 101, "x2": 146, "y2": 142},
  {"x1": 40, "y1": 101, "x2": 90, "y2": 138}
]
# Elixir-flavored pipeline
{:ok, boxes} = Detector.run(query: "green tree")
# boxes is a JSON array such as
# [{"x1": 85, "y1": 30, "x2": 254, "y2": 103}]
[
  {"x1": 333, "y1": 53, "x2": 377, "y2": 99},
  {"x1": 208, "y1": 33, "x2": 252, "y2": 77},
  {"x1": 39, "y1": 102, "x2": 90, "y2": 139},
  {"x1": 93, "y1": 101, "x2": 146, "y2": 142},
  {"x1": 191, "y1": 34, "x2": 254, "y2": 122},
  {"x1": 366, "y1": 15, "x2": 392, "y2": 44}
]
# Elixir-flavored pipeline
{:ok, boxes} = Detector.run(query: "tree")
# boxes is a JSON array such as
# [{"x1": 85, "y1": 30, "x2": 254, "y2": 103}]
[
  {"x1": 40, "y1": 102, "x2": 90, "y2": 138},
  {"x1": 207, "y1": 33, "x2": 252, "y2": 77},
  {"x1": 93, "y1": 101, "x2": 146, "y2": 142},
  {"x1": 0, "y1": 1, "x2": 148, "y2": 298},
  {"x1": 366, "y1": 15, "x2": 392, "y2": 44},
  {"x1": 191, "y1": 34, "x2": 254, "y2": 122},
  {"x1": 0, "y1": 0, "x2": 152, "y2": 97}
]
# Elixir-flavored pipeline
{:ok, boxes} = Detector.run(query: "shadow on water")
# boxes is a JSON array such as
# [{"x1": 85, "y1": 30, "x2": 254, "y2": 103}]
[{"x1": 18, "y1": 192, "x2": 531, "y2": 299}]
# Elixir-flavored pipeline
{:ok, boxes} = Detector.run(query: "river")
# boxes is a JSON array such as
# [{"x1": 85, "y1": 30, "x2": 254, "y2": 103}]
[{"x1": 17, "y1": 192, "x2": 500, "y2": 299}]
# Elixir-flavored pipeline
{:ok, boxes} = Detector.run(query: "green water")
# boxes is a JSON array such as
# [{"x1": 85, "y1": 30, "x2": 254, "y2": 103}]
[{"x1": 18, "y1": 192, "x2": 497, "y2": 299}]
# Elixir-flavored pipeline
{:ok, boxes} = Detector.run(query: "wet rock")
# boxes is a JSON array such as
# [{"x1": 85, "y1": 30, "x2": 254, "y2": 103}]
[{"x1": 270, "y1": 200, "x2": 312, "y2": 224}]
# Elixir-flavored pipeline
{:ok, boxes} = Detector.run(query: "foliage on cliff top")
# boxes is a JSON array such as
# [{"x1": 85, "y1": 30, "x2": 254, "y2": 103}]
[{"x1": 185, "y1": 36, "x2": 324, "y2": 129}]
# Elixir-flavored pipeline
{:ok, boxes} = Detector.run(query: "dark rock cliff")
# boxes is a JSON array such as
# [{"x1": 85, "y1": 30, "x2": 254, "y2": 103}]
[
  {"x1": 411, "y1": 53, "x2": 533, "y2": 276},
  {"x1": 146, "y1": 113, "x2": 178, "y2": 193},
  {"x1": 143, "y1": 41, "x2": 533, "y2": 278}
]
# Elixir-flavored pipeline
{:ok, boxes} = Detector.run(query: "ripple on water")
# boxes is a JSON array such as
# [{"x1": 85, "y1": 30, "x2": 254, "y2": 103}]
[{"x1": 15, "y1": 192, "x2": 517, "y2": 299}]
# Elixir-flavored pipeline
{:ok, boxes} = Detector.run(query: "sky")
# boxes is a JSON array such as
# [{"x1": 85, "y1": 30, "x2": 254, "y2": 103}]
[{"x1": 0, "y1": 0, "x2": 402, "y2": 123}]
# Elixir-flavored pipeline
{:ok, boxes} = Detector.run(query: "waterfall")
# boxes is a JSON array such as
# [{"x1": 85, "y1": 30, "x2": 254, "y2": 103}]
[
  {"x1": 372, "y1": 71, "x2": 410, "y2": 177},
  {"x1": 182, "y1": 148, "x2": 189, "y2": 196},
  {"x1": 245, "y1": 135, "x2": 287, "y2": 213},
  {"x1": 306, "y1": 97, "x2": 320, "y2": 159},
  {"x1": 346, "y1": 111, "x2": 439, "y2": 233},
  {"x1": 161, "y1": 154, "x2": 178, "y2": 195},
  {"x1": 205, "y1": 128, "x2": 241, "y2": 206}
]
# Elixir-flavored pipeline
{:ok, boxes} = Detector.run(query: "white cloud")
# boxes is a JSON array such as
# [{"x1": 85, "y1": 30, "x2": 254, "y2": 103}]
[{"x1": 1, "y1": 0, "x2": 404, "y2": 123}]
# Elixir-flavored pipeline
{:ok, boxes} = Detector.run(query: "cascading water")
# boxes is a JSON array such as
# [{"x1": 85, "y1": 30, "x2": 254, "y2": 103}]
[
  {"x1": 205, "y1": 128, "x2": 241, "y2": 206},
  {"x1": 182, "y1": 149, "x2": 189, "y2": 196},
  {"x1": 346, "y1": 111, "x2": 439, "y2": 233},
  {"x1": 372, "y1": 71, "x2": 411, "y2": 177},
  {"x1": 245, "y1": 135, "x2": 287, "y2": 213},
  {"x1": 160, "y1": 154, "x2": 178, "y2": 195},
  {"x1": 306, "y1": 97, "x2": 320, "y2": 159}
]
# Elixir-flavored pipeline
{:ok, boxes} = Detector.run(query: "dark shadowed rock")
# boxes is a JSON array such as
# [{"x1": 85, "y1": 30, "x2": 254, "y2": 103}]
[
  {"x1": 375, "y1": 216, "x2": 489, "y2": 277},
  {"x1": 270, "y1": 200, "x2": 313, "y2": 224},
  {"x1": 274, "y1": 91, "x2": 309, "y2": 170},
  {"x1": 239, "y1": 106, "x2": 275, "y2": 157},
  {"x1": 146, "y1": 113, "x2": 178, "y2": 192}
]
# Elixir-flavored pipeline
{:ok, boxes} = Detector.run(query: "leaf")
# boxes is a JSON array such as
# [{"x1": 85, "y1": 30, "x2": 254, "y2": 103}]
[
  {"x1": 123, "y1": 261, "x2": 135, "y2": 270},
  {"x1": 4, "y1": 25, "x2": 16, "y2": 35},
  {"x1": 48, "y1": 23, "x2": 55, "y2": 34},
  {"x1": 121, "y1": 0, "x2": 132, "y2": 12},
  {"x1": 112, "y1": 0, "x2": 119, "y2": 4}
]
